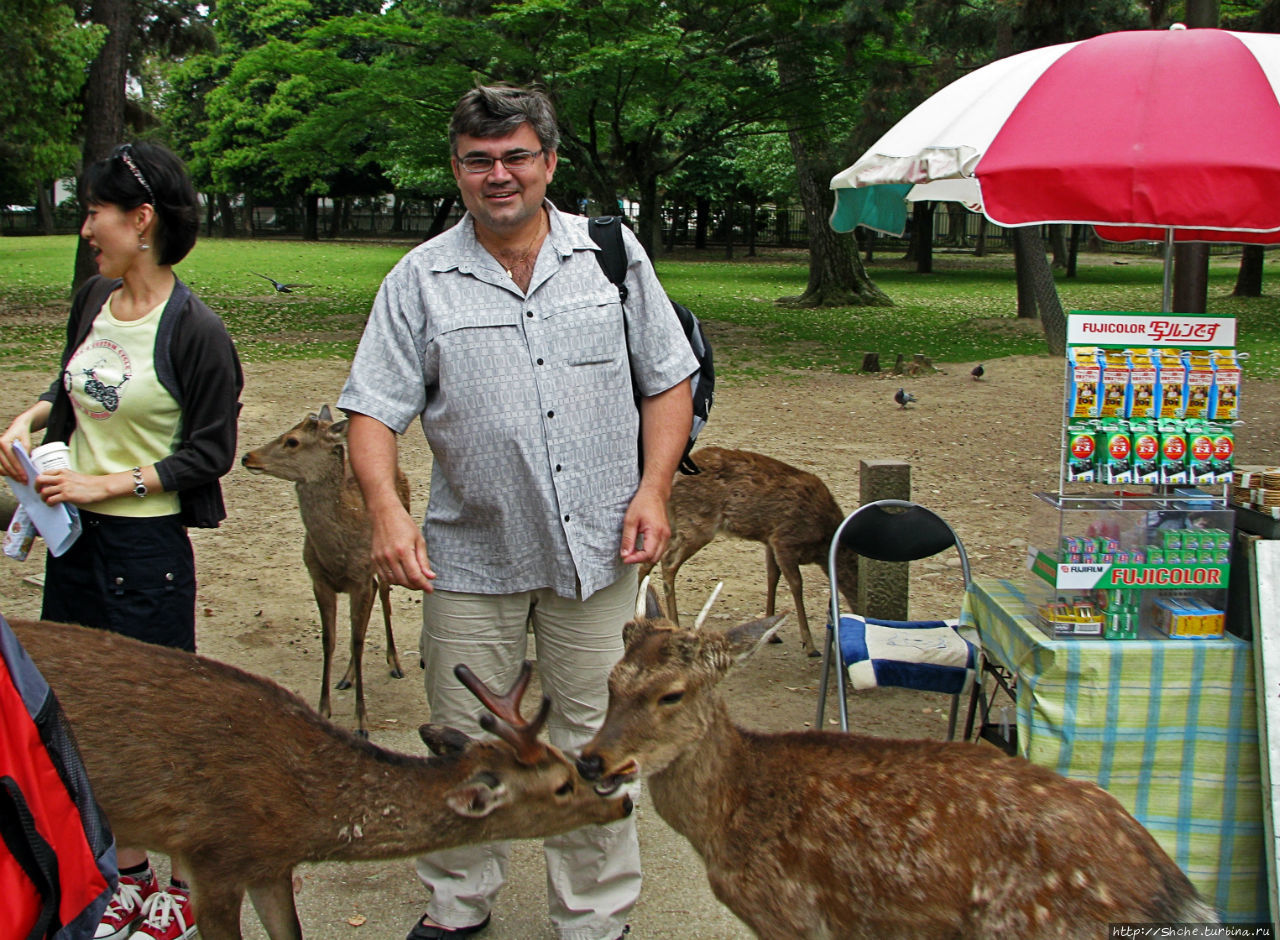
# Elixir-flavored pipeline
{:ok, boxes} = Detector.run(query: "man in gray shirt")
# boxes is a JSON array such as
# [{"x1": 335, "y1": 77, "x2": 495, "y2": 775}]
[{"x1": 338, "y1": 84, "x2": 696, "y2": 940}]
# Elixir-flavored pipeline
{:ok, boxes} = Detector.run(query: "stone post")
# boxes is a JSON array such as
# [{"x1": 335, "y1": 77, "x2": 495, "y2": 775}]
[{"x1": 856, "y1": 459, "x2": 911, "y2": 619}]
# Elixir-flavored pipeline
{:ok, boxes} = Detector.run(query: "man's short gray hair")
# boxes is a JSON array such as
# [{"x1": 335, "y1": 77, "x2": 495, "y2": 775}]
[{"x1": 449, "y1": 84, "x2": 560, "y2": 155}]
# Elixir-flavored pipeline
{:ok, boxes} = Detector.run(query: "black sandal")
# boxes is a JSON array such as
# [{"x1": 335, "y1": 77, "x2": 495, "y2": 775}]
[{"x1": 405, "y1": 913, "x2": 491, "y2": 940}]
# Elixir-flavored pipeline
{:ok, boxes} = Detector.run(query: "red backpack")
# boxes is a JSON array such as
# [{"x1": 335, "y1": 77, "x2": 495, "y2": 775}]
[{"x1": 0, "y1": 613, "x2": 116, "y2": 939}]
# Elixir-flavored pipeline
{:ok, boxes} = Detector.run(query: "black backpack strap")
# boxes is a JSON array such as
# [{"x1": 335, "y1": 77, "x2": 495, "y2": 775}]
[{"x1": 588, "y1": 216, "x2": 629, "y2": 302}]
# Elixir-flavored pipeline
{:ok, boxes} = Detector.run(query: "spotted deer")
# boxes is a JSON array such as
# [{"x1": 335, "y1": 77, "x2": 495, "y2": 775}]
[
  {"x1": 576, "y1": 582, "x2": 1216, "y2": 938},
  {"x1": 242, "y1": 404, "x2": 410, "y2": 736},
  {"x1": 13, "y1": 617, "x2": 632, "y2": 940},
  {"x1": 641, "y1": 446, "x2": 858, "y2": 654}
]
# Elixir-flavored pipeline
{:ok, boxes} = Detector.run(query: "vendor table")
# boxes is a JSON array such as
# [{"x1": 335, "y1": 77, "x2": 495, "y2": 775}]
[{"x1": 961, "y1": 577, "x2": 1268, "y2": 922}]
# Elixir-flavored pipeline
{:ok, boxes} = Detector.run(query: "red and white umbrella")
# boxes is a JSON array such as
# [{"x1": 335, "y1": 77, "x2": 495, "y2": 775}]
[{"x1": 830, "y1": 26, "x2": 1280, "y2": 248}]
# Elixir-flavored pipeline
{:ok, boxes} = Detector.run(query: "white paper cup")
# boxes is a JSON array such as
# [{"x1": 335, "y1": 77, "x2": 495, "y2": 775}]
[{"x1": 30, "y1": 441, "x2": 71, "y2": 473}]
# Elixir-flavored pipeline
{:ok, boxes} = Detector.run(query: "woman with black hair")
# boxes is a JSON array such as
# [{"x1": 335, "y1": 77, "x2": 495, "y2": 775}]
[{"x1": 0, "y1": 141, "x2": 243, "y2": 940}]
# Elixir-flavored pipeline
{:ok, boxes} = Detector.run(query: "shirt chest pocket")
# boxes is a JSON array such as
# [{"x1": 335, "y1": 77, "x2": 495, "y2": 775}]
[
  {"x1": 431, "y1": 309, "x2": 521, "y2": 349},
  {"x1": 542, "y1": 293, "x2": 625, "y2": 369}
]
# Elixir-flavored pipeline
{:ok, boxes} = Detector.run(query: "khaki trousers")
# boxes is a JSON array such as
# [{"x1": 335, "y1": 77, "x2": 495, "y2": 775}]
[{"x1": 415, "y1": 569, "x2": 641, "y2": 940}]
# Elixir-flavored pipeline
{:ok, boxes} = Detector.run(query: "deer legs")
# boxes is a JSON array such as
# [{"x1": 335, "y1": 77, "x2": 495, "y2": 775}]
[
  {"x1": 246, "y1": 875, "x2": 305, "y2": 940},
  {"x1": 338, "y1": 578, "x2": 402, "y2": 686},
  {"x1": 767, "y1": 544, "x2": 818, "y2": 655},
  {"x1": 314, "y1": 579, "x2": 375, "y2": 737}
]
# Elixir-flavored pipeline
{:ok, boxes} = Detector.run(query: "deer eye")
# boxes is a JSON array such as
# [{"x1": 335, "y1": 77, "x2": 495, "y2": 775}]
[
  {"x1": 555, "y1": 780, "x2": 574, "y2": 796},
  {"x1": 658, "y1": 691, "x2": 684, "y2": 706},
  {"x1": 284, "y1": 437, "x2": 299, "y2": 448}
]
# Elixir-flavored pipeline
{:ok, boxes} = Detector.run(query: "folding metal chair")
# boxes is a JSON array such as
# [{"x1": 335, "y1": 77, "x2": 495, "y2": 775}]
[{"x1": 815, "y1": 499, "x2": 983, "y2": 739}]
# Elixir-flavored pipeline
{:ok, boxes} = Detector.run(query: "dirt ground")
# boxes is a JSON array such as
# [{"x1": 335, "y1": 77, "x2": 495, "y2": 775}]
[{"x1": 3, "y1": 349, "x2": 1279, "y2": 939}]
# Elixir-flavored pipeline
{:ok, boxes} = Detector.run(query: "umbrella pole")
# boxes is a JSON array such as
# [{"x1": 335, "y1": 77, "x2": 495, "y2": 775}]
[{"x1": 1161, "y1": 228, "x2": 1174, "y2": 313}]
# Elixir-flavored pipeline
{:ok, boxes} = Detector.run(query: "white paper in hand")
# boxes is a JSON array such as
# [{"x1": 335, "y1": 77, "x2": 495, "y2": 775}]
[{"x1": 3, "y1": 441, "x2": 82, "y2": 556}]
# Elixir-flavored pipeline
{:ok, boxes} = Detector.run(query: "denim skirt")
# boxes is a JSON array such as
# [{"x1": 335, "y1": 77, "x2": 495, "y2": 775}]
[{"x1": 42, "y1": 509, "x2": 196, "y2": 651}]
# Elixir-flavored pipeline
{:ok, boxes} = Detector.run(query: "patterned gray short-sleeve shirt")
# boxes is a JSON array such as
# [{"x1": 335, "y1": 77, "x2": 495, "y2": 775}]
[{"x1": 338, "y1": 203, "x2": 697, "y2": 600}]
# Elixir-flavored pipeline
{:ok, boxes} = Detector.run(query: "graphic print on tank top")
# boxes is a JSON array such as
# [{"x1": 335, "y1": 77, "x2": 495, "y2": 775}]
[{"x1": 64, "y1": 338, "x2": 133, "y2": 421}]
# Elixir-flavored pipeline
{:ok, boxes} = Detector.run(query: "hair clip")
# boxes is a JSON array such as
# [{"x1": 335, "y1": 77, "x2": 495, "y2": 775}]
[{"x1": 114, "y1": 144, "x2": 157, "y2": 205}]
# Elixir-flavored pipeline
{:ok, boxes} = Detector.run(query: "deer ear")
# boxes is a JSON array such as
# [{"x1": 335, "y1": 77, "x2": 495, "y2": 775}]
[
  {"x1": 318, "y1": 404, "x2": 333, "y2": 422},
  {"x1": 622, "y1": 619, "x2": 650, "y2": 650},
  {"x1": 419, "y1": 723, "x2": 473, "y2": 755},
  {"x1": 725, "y1": 613, "x2": 788, "y2": 665},
  {"x1": 328, "y1": 418, "x2": 349, "y2": 437},
  {"x1": 445, "y1": 776, "x2": 511, "y2": 818}
]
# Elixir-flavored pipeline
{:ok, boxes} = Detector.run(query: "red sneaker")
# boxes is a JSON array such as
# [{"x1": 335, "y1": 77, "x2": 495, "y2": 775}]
[
  {"x1": 95, "y1": 870, "x2": 160, "y2": 940},
  {"x1": 127, "y1": 885, "x2": 196, "y2": 940}
]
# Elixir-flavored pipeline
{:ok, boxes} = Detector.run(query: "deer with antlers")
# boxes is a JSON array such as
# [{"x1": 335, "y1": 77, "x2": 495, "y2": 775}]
[
  {"x1": 575, "y1": 581, "x2": 1216, "y2": 938},
  {"x1": 12, "y1": 617, "x2": 632, "y2": 940}
]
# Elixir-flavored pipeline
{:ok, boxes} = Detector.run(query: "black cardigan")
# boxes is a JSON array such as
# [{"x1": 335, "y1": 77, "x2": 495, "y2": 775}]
[{"x1": 40, "y1": 275, "x2": 244, "y2": 528}]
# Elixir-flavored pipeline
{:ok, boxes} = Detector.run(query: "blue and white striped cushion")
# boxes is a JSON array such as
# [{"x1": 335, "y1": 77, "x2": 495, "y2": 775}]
[{"x1": 838, "y1": 615, "x2": 975, "y2": 695}]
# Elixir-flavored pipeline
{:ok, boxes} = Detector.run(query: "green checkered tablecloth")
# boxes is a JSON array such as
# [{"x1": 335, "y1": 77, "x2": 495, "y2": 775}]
[{"x1": 961, "y1": 577, "x2": 1268, "y2": 923}]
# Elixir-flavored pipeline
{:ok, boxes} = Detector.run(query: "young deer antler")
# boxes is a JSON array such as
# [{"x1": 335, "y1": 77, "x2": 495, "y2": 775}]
[{"x1": 455, "y1": 662, "x2": 552, "y2": 766}]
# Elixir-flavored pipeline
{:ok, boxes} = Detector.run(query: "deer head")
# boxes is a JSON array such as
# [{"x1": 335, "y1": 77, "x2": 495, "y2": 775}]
[
  {"x1": 241, "y1": 404, "x2": 348, "y2": 483},
  {"x1": 427, "y1": 662, "x2": 634, "y2": 826},
  {"x1": 577, "y1": 580, "x2": 784, "y2": 793}
]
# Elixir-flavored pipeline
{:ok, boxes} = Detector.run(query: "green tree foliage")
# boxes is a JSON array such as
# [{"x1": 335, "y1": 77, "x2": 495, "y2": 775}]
[{"x1": 0, "y1": 0, "x2": 105, "y2": 214}]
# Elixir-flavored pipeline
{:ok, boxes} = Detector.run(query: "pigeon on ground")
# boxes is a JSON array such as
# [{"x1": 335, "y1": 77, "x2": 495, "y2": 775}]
[
  {"x1": 894, "y1": 388, "x2": 917, "y2": 409},
  {"x1": 971, "y1": 363, "x2": 985, "y2": 381},
  {"x1": 252, "y1": 272, "x2": 313, "y2": 293}
]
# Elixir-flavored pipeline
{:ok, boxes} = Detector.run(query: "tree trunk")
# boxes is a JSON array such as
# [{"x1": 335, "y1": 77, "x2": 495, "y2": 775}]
[
  {"x1": 73, "y1": 0, "x2": 132, "y2": 293},
  {"x1": 1013, "y1": 227, "x2": 1067, "y2": 356},
  {"x1": 636, "y1": 174, "x2": 660, "y2": 259},
  {"x1": 776, "y1": 130, "x2": 889, "y2": 306},
  {"x1": 328, "y1": 197, "x2": 344, "y2": 238},
  {"x1": 427, "y1": 195, "x2": 455, "y2": 239},
  {"x1": 1048, "y1": 224, "x2": 1068, "y2": 270},
  {"x1": 303, "y1": 195, "x2": 320, "y2": 241},
  {"x1": 1169, "y1": 2, "x2": 1219, "y2": 313},
  {"x1": 947, "y1": 204, "x2": 967, "y2": 247},
  {"x1": 695, "y1": 198, "x2": 710, "y2": 251},
  {"x1": 1234, "y1": 245, "x2": 1264, "y2": 297},
  {"x1": 1066, "y1": 225, "x2": 1081, "y2": 278},
  {"x1": 392, "y1": 193, "x2": 405, "y2": 234},
  {"x1": 975, "y1": 217, "x2": 987, "y2": 257},
  {"x1": 724, "y1": 197, "x2": 735, "y2": 260},
  {"x1": 213, "y1": 193, "x2": 232, "y2": 237},
  {"x1": 747, "y1": 195, "x2": 757, "y2": 258},
  {"x1": 1013, "y1": 228, "x2": 1037, "y2": 318},
  {"x1": 1172, "y1": 244, "x2": 1210, "y2": 312},
  {"x1": 775, "y1": 44, "x2": 888, "y2": 307},
  {"x1": 37, "y1": 182, "x2": 55, "y2": 234}
]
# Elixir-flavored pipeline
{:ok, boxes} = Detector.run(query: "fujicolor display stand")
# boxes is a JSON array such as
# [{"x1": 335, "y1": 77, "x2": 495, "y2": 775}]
[{"x1": 1025, "y1": 311, "x2": 1238, "y2": 640}]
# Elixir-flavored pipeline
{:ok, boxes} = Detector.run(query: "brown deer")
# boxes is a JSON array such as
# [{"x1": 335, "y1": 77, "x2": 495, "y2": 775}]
[
  {"x1": 13, "y1": 617, "x2": 632, "y2": 940},
  {"x1": 576, "y1": 582, "x2": 1216, "y2": 939},
  {"x1": 641, "y1": 446, "x2": 858, "y2": 655},
  {"x1": 242, "y1": 405, "x2": 410, "y2": 736}
]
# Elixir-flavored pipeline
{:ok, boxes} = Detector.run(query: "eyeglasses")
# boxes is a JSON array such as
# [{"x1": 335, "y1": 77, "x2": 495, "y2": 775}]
[
  {"x1": 457, "y1": 149, "x2": 544, "y2": 174},
  {"x1": 113, "y1": 144, "x2": 156, "y2": 205}
]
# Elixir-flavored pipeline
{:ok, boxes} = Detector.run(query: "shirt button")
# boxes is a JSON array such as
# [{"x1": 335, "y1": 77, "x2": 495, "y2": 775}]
[
  {"x1": 526, "y1": 310, "x2": 534, "y2": 318},
  {"x1": 547, "y1": 410, "x2": 554, "y2": 418},
  {"x1": 555, "y1": 464, "x2": 562, "y2": 472},
  {"x1": 537, "y1": 358, "x2": 544, "y2": 365},
  {"x1": 564, "y1": 514, "x2": 570, "y2": 522}
]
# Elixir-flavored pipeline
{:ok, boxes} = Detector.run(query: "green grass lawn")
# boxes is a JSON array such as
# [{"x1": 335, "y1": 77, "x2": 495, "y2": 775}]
[{"x1": 4, "y1": 236, "x2": 1279, "y2": 380}]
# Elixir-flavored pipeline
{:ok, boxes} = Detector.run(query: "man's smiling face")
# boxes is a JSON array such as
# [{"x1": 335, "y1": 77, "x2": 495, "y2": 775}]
[{"x1": 451, "y1": 123, "x2": 557, "y2": 238}]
